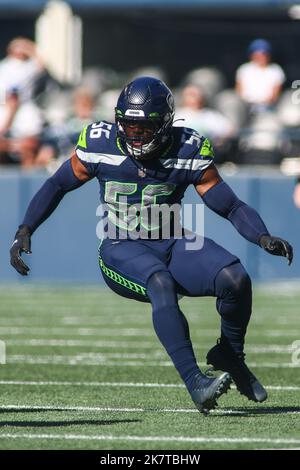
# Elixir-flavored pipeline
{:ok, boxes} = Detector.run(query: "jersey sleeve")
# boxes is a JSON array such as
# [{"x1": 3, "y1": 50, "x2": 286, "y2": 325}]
[{"x1": 186, "y1": 136, "x2": 215, "y2": 185}]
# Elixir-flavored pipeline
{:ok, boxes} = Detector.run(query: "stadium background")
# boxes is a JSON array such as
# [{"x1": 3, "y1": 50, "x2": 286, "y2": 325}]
[
  {"x1": 0, "y1": 0, "x2": 299, "y2": 282},
  {"x1": 0, "y1": 0, "x2": 299, "y2": 452}
]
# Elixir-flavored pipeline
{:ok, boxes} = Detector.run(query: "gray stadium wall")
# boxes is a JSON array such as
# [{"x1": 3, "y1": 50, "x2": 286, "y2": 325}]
[{"x1": 1, "y1": 169, "x2": 299, "y2": 284}]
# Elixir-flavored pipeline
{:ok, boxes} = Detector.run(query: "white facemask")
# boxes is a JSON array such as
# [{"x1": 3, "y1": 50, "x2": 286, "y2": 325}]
[{"x1": 126, "y1": 139, "x2": 160, "y2": 159}]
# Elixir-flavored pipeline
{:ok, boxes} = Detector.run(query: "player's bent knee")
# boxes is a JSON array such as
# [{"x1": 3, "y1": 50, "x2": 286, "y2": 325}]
[
  {"x1": 147, "y1": 270, "x2": 175, "y2": 290},
  {"x1": 147, "y1": 271, "x2": 178, "y2": 309},
  {"x1": 215, "y1": 262, "x2": 252, "y2": 300}
]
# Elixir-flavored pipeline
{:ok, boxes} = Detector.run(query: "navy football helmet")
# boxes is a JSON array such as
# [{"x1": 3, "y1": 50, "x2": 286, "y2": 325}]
[{"x1": 115, "y1": 76, "x2": 175, "y2": 159}]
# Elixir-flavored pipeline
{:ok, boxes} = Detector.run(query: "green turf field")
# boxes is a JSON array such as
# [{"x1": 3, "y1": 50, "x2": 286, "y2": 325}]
[{"x1": 0, "y1": 284, "x2": 299, "y2": 450}]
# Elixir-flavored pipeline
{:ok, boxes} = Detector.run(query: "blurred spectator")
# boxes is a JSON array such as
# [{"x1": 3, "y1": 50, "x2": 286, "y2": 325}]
[
  {"x1": 213, "y1": 89, "x2": 248, "y2": 131},
  {"x1": 183, "y1": 67, "x2": 225, "y2": 103},
  {"x1": 0, "y1": 37, "x2": 45, "y2": 167},
  {"x1": 129, "y1": 66, "x2": 168, "y2": 84},
  {"x1": 96, "y1": 89, "x2": 121, "y2": 122},
  {"x1": 237, "y1": 110, "x2": 284, "y2": 165},
  {"x1": 236, "y1": 39, "x2": 285, "y2": 113},
  {"x1": 174, "y1": 84, "x2": 234, "y2": 141},
  {"x1": 36, "y1": 86, "x2": 97, "y2": 167}
]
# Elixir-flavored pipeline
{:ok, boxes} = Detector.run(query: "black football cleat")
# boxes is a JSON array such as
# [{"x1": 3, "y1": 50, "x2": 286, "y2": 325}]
[
  {"x1": 206, "y1": 339, "x2": 267, "y2": 403},
  {"x1": 190, "y1": 371, "x2": 232, "y2": 414}
]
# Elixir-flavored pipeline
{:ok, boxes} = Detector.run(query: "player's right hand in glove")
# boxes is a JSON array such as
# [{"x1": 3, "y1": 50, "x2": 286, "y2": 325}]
[
  {"x1": 260, "y1": 235, "x2": 293, "y2": 266},
  {"x1": 10, "y1": 224, "x2": 32, "y2": 275}
]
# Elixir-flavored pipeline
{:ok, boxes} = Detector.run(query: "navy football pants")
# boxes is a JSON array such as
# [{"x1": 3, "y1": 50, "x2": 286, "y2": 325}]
[
  {"x1": 99, "y1": 234, "x2": 252, "y2": 387},
  {"x1": 99, "y1": 234, "x2": 238, "y2": 300}
]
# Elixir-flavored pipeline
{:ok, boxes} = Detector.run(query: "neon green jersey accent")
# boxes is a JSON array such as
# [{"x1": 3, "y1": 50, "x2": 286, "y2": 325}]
[
  {"x1": 77, "y1": 126, "x2": 88, "y2": 149},
  {"x1": 99, "y1": 256, "x2": 147, "y2": 297},
  {"x1": 200, "y1": 138, "x2": 214, "y2": 158}
]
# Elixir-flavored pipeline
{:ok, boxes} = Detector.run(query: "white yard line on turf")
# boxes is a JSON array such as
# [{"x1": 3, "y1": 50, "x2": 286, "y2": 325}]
[
  {"x1": 0, "y1": 432, "x2": 299, "y2": 445},
  {"x1": 0, "y1": 320, "x2": 150, "y2": 327},
  {"x1": 0, "y1": 327, "x2": 299, "y2": 337},
  {"x1": 0, "y1": 317, "x2": 298, "y2": 326},
  {"x1": 5, "y1": 339, "x2": 158, "y2": 348},
  {"x1": 4, "y1": 339, "x2": 296, "y2": 353},
  {"x1": 0, "y1": 327, "x2": 156, "y2": 336},
  {"x1": 7, "y1": 352, "x2": 167, "y2": 359},
  {"x1": 5, "y1": 355, "x2": 300, "y2": 367},
  {"x1": 0, "y1": 380, "x2": 299, "y2": 391}
]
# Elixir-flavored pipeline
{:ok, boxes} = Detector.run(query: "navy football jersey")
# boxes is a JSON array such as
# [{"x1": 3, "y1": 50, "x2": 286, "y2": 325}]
[{"x1": 75, "y1": 121, "x2": 214, "y2": 236}]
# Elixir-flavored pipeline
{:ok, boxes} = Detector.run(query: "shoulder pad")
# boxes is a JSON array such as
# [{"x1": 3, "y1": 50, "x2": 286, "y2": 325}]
[
  {"x1": 172, "y1": 126, "x2": 214, "y2": 161},
  {"x1": 76, "y1": 121, "x2": 116, "y2": 154}
]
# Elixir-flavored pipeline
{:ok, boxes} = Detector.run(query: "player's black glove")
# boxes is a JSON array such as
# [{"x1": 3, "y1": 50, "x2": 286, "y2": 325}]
[
  {"x1": 260, "y1": 235, "x2": 293, "y2": 266},
  {"x1": 10, "y1": 224, "x2": 32, "y2": 275}
]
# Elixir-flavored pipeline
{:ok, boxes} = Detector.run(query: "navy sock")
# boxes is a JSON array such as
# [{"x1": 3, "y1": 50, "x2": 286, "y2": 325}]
[{"x1": 147, "y1": 271, "x2": 201, "y2": 392}]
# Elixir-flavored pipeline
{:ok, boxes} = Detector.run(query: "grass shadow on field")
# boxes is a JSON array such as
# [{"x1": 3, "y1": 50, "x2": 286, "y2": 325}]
[
  {"x1": 217, "y1": 406, "x2": 300, "y2": 417},
  {"x1": 0, "y1": 418, "x2": 141, "y2": 427}
]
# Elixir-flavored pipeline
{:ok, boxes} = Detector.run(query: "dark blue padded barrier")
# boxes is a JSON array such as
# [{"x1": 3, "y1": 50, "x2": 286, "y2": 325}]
[{"x1": 1, "y1": 168, "x2": 299, "y2": 284}]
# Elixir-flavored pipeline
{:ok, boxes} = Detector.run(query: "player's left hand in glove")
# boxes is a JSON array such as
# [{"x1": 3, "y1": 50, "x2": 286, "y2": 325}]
[
  {"x1": 10, "y1": 224, "x2": 32, "y2": 275},
  {"x1": 260, "y1": 235, "x2": 293, "y2": 266}
]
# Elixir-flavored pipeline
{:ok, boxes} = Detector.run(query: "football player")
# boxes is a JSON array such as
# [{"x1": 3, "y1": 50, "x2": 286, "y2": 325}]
[{"x1": 10, "y1": 77, "x2": 293, "y2": 413}]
